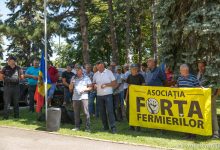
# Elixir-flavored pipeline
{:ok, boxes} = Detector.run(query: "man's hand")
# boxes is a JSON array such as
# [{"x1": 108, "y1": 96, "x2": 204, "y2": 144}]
[
  {"x1": 69, "y1": 83, "x2": 74, "y2": 93},
  {"x1": 93, "y1": 84, "x2": 98, "y2": 90},
  {"x1": 80, "y1": 89, "x2": 85, "y2": 94},
  {"x1": 33, "y1": 76, "x2": 38, "y2": 80},
  {"x1": 101, "y1": 84, "x2": 106, "y2": 89},
  {"x1": 25, "y1": 74, "x2": 38, "y2": 80},
  {"x1": 20, "y1": 74, "x2": 24, "y2": 80},
  {"x1": 0, "y1": 73, "x2": 4, "y2": 81}
]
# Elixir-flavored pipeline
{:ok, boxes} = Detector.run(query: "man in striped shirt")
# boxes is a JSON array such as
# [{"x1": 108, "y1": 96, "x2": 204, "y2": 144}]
[
  {"x1": 177, "y1": 64, "x2": 200, "y2": 139},
  {"x1": 177, "y1": 64, "x2": 200, "y2": 88}
]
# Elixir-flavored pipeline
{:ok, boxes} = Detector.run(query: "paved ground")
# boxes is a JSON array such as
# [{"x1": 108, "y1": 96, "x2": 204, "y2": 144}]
[{"x1": 0, "y1": 127, "x2": 162, "y2": 150}]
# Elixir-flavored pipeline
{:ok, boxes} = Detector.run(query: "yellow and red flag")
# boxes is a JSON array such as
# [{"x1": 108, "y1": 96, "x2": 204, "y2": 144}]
[{"x1": 34, "y1": 51, "x2": 51, "y2": 112}]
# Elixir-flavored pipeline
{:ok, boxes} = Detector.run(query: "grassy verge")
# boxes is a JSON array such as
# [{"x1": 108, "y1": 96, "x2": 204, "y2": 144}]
[{"x1": 0, "y1": 101, "x2": 220, "y2": 150}]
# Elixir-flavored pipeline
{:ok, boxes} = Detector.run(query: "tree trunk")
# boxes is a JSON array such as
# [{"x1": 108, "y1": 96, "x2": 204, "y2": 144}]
[
  {"x1": 125, "y1": 0, "x2": 130, "y2": 63},
  {"x1": 107, "y1": 0, "x2": 119, "y2": 64},
  {"x1": 79, "y1": 0, "x2": 90, "y2": 64},
  {"x1": 137, "y1": 16, "x2": 142, "y2": 65},
  {"x1": 151, "y1": 0, "x2": 158, "y2": 62}
]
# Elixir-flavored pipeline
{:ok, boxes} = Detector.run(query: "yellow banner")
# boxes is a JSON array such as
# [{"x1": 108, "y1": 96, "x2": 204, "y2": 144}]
[{"x1": 129, "y1": 85, "x2": 212, "y2": 136}]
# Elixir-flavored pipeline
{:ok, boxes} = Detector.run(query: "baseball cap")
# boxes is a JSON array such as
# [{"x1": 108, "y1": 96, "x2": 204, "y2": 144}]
[
  {"x1": 7, "y1": 55, "x2": 16, "y2": 61},
  {"x1": 116, "y1": 66, "x2": 122, "y2": 70},
  {"x1": 130, "y1": 64, "x2": 139, "y2": 68},
  {"x1": 197, "y1": 59, "x2": 206, "y2": 65},
  {"x1": 75, "y1": 64, "x2": 82, "y2": 70}
]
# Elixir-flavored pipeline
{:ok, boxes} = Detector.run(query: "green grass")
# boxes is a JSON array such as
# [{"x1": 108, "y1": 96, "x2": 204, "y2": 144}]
[{"x1": 0, "y1": 102, "x2": 220, "y2": 150}]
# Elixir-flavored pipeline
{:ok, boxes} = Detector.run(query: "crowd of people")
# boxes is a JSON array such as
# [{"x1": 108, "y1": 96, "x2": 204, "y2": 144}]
[{"x1": 0, "y1": 55, "x2": 219, "y2": 139}]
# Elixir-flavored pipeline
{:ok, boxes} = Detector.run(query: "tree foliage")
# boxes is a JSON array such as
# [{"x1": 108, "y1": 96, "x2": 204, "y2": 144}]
[
  {"x1": 1, "y1": 0, "x2": 219, "y2": 84},
  {"x1": 0, "y1": 18, "x2": 3, "y2": 59},
  {"x1": 157, "y1": 0, "x2": 220, "y2": 87}
]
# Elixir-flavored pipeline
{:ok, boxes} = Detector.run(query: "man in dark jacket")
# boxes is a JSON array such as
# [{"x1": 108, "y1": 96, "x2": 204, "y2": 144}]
[{"x1": 0, "y1": 56, "x2": 23, "y2": 119}]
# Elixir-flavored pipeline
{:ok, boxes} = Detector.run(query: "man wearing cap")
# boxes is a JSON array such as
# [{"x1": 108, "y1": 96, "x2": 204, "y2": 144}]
[
  {"x1": 24, "y1": 58, "x2": 40, "y2": 112},
  {"x1": 93, "y1": 61, "x2": 117, "y2": 133},
  {"x1": 113, "y1": 65, "x2": 123, "y2": 121},
  {"x1": 62, "y1": 64, "x2": 75, "y2": 105},
  {"x1": 0, "y1": 56, "x2": 23, "y2": 119},
  {"x1": 85, "y1": 64, "x2": 95, "y2": 116},
  {"x1": 69, "y1": 65, "x2": 92, "y2": 131},
  {"x1": 116, "y1": 66, "x2": 126, "y2": 120},
  {"x1": 110, "y1": 62, "x2": 117, "y2": 74},
  {"x1": 126, "y1": 64, "x2": 145, "y2": 131}
]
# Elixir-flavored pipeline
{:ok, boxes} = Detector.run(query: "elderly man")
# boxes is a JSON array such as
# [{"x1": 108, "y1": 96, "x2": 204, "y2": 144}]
[
  {"x1": 69, "y1": 65, "x2": 92, "y2": 131},
  {"x1": 126, "y1": 64, "x2": 145, "y2": 131},
  {"x1": 177, "y1": 64, "x2": 200, "y2": 139},
  {"x1": 197, "y1": 61, "x2": 220, "y2": 139},
  {"x1": 93, "y1": 61, "x2": 117, "y2": 134},
  {"x1": 177, "y1": 64, "x2": 200, "y2": 88},
  {"x1": 146, "y1": 58, "x2": 166, "y2": 86}
]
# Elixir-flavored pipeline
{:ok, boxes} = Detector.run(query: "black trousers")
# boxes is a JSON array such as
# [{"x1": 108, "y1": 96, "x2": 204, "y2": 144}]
[
  {"x1": 97, "y1": 94, "x2": 116, "y2": 130},
  {"x1": 28, "y1": 85, "x2": 37, "y2": 112},
  {"x1": 4, "y1": 85, "x2": 20, "y2": 118},
  {"x1": 113, "y1": 93, "x2": 122, "y2": 121}
]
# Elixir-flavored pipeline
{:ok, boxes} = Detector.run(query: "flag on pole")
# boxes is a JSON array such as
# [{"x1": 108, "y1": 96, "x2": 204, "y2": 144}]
[{"x1": 34, "y1": 50, "x2": 51, "y2": 113}]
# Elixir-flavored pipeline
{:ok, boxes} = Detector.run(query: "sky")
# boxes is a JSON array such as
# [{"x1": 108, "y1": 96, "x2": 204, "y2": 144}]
[
  {"x1": 0, "y1": 0, "x2": 63, "y2": 62},
  {"x1": 0, "y1": 0, "x2": 11, "y2": 61},
  {"x1": 0, "y1": 1, "x2": 10, "y2": 21}
]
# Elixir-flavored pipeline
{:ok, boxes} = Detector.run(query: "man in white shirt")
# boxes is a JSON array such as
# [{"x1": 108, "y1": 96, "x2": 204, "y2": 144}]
[
  {"x1": 93, "y1": 61, "x2": 117, "y2": 134},
  {"x1": 69, "y1": 65, "x2": 92, "y2": 131}
]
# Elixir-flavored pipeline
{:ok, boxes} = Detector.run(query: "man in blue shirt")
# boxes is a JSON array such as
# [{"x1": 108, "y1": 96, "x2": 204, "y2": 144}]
[
  {"x1": 146, "y1": 58, "x2": 166, "y2": 86},
  {"x1": 25, "y1": 58, "x2": 40, "y2": 112}
]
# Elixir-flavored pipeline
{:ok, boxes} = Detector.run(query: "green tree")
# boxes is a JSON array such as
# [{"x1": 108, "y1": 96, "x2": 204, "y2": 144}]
[
  {"x1": 157, "y1": 0, "x2": 220, "y2": 87},
  {"x1": 0, "y1": 0, "x2": 155, "y2": 66},
  {"x1": 107, "y1": 0, "x2": 119, "y2": 64},
  {"x1": 53, "y1": 42, "x2": 80, "y2": 68},
  {"x1": 0, "y1": 0, "x2": 73, "y2": 66},
  {"x1": 0, "y1": 18, "x2": 3, "y2": 59},
  {"x1": 79, "y1": 0, "x2": 90, "y2": 64}
]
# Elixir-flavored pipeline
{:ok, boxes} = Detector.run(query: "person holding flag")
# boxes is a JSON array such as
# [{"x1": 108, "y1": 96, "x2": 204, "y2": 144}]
[{"x1": 34, "y1": 51, "x2": 52, "y2": 113}]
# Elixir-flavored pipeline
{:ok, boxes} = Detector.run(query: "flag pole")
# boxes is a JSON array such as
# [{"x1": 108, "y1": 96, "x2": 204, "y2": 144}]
[{"x1": 44, "y1": 0, "x2": 48, "y2": 122}]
